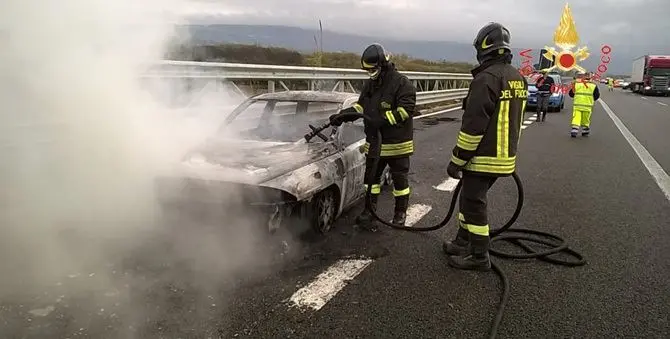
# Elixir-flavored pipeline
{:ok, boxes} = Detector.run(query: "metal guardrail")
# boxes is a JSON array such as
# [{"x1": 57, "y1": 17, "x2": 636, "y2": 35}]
[
  {"x1": 143, "y1": 60, "x2": 471, "y2": 109},
  {"x1": 416, "y1": 89, "x2": 468, "y2": 106}
]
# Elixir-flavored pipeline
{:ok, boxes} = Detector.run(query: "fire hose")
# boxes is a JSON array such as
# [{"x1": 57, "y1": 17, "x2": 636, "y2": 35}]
[{"x1": 304, "y1": 114, "x2": 586, "y2": 339}]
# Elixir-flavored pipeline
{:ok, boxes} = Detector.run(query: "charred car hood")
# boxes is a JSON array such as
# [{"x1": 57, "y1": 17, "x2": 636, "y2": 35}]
[{"x1": 176, "y1": 138, "x2": 333, "y2": 186}]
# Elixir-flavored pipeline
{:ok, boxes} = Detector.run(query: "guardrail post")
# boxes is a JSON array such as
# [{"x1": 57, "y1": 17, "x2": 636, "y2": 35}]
[{"x1": 268, "y1": 80, "x2": 275, "y2": 93}]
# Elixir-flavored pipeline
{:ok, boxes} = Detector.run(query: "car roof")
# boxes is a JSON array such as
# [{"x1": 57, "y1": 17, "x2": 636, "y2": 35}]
[{"x1": 251, "y1": 90, "x2": 359, "y2": 103}]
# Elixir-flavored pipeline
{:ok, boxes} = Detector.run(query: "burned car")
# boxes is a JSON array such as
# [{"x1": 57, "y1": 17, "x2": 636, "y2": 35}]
[{"x1": 155, "y1": 91, "x2": 390, "y2": 234}]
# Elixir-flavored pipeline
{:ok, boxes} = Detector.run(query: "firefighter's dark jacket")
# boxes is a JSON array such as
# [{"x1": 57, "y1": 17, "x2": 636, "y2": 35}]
[
  {"x1": 451, "y1": 54, "x2": 528, "y2": 176},
  {"x1": 355, "y1": 63, "x2": 417, "y2": 158}
]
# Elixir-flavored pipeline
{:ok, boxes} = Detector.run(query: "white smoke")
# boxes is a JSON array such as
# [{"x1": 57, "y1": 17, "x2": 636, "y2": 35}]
[{"x1": 0, "y1": 0, "x2": 284, "y2": 336}]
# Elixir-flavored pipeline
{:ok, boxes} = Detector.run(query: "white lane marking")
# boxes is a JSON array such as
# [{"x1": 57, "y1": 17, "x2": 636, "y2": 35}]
[
  {"x1": 433, "y1": 177, "x2": 460, "y2": 191},
  {"x1": 521, "y1": 125, "x2": 528, "y2": 129},
  {"x1": 404, "y1": 204, "x2": 433, "y2": 227},
  {"x1": 657, "y1": 102, "x2": 668, "y2": 106},
  {"x1": 600, "y1": 100, "x2": 670, "y2": 201},
  {"x1": 528, "y1": 116, "x2": 537, "y2": 121},
  {"x1": 641, "y1": 97, "x2": 648, "y2": 100},
  {"x1": 523, "y1": 121, "x2": 533, "y2": 125},
  {"x1": 288, "y1": 258, "x2": 373, "y2": 311},
  {"x1": 416, "y1": 106, "x2": 461, "y2": 119}
]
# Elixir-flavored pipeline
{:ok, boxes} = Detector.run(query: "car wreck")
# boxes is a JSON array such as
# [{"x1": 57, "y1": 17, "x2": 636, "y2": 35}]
[{"x1": 155, "y1": 91, "x2": 391, "y2": 234}]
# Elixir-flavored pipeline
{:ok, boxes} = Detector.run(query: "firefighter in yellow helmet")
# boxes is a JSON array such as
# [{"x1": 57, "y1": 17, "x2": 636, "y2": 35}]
[
  {"x1": 329, "y1": 43, "x2": 417, "y2": 231},
  {"x1": 568, "y1": 71, "x2": 600, "y2": 137},
  {"x1": 442, "y1": 22, "x2": 527, "y2": 271}
]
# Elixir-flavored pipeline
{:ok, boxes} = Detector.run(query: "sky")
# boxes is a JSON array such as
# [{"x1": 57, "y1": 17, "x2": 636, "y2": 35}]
[{"x1": 184, "y1": 0, "x2": 670, "y2": 58}]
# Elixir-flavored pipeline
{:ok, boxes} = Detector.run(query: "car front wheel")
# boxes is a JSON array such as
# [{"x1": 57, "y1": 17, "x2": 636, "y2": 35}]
[{"x1": 310, "y1": 188, "x2": 338, "y2": 234}]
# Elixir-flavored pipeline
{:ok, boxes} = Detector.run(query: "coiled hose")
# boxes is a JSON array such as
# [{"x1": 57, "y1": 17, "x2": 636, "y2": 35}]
[{"x1": 359, "y1": 117, "x2": 587, "y2": 339}]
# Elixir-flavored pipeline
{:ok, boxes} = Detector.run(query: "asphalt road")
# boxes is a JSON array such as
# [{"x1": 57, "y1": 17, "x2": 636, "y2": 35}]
[{"x1": 2, "y1": 86, "x2": 669, "y2": 339}]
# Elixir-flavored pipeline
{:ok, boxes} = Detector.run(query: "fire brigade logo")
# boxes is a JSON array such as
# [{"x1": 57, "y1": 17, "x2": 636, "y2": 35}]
[{"x1": 540, "y1": 3, "x2": 590, "y2": 73}]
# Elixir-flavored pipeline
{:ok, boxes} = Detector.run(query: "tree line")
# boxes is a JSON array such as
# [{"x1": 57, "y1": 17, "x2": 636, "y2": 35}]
[{"x1": 165, "y1": 43, "x2": 476, "y2": 73}]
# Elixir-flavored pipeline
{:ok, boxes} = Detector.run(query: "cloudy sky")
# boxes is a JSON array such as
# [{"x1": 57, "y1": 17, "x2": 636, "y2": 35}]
[{"x1": 185, "y1": 0, "x2": 670, "y2": 56}]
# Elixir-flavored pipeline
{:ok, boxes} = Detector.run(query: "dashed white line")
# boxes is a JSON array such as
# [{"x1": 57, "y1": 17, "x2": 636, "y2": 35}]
[
  {"x1": 657, "y1": 102, "x2": 668, "y2": 106},
  {"x1": 641, "y1": 97, "x2": 648, "y2": 100},
  {"x1": 528, "y1": 116, "x2": 537, "y2": 121},
  {"x1": 521, "y1": 125, "x2": 528, "y2": 129},
  {"x1": 288, "y1": 258, "x2": 373, "y2": 311},
  {"x1": 523, "y1": 121, "x2": 533, "y2": 125},
  {"x1": 599, "y1": 100, "x2": 670, "y2": 201},
  {"x1": 433, "y1": 177, "x2": 460, "y2": 191},
  {"x1": 404, "y1": 203, "x2": 433, "y2": 227}
]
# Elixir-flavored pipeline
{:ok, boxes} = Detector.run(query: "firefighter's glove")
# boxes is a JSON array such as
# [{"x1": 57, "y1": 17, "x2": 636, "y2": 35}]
[
  {"x1": 447, "y1": 161, "x2": 463, "y2": 179},
  {"x1": 382, "y1": 108, "x2": 411, "y2": 126},
  {"x1": 329, "y1": 110, "x2": 361, "y2": 126}
]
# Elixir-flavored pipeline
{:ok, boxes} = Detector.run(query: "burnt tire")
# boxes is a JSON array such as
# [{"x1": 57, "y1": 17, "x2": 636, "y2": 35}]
[{"x1": 310, "y1": 188, "x2": 338, "y2": 234}]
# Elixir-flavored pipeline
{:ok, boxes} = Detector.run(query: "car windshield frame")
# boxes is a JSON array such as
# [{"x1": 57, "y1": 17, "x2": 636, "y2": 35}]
[{"x1": 217, "y1": 97, "x2": 345, "y2": 143}]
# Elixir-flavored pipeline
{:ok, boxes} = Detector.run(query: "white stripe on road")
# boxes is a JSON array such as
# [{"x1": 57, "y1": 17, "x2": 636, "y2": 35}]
[
  {"x1": 523, "y1": 121, "x2": 533, "y2": 125},
  {"x1": 433, "y1": 178, "x2": 460, "y2": 191},
  {"x1": 404, "y1": 204, "x2": 433, "y2": 227},
  {"x1": 289, "y1": 258, "x2": 373, "y2": 311},
  {"x1": 658, "y1": 102, "x2": 668, "y2": 106},
  {"x1": 600, "y1": 100, "x2": 670, "y2": 201},
  {"x1": 521, "y1": 125, "x2": 528, "y2": 129},
  {"x1": 528, "y1": 116, "x2": 537, "y2": 121},
  {"x1": 641, "y1": 97, "x2": 647, "y2": 100}
]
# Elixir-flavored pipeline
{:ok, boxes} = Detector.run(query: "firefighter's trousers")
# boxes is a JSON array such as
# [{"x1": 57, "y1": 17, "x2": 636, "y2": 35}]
[
  {"x1": 364, "y1": 156, "x2": 410, "y2": 213},
  {"x1": 457, "y1": 172, "x2": 498, "y2": 255},
  {"x1": 571, "y1": 108, "x2": 592, "y2": 134}
]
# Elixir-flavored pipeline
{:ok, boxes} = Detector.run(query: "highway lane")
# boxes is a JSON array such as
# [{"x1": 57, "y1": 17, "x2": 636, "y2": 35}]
[
  {"x1": 2, "y1": 98, "x2": 669, "y2": 338},
  {"x1": 601, "y1": 88, "x2": 670, "y2": 173}
]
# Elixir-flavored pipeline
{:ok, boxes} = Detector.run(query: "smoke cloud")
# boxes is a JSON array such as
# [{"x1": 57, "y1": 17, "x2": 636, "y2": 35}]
[{"x1": 0, "y1": 0, "x2": 296, "y2": 337}]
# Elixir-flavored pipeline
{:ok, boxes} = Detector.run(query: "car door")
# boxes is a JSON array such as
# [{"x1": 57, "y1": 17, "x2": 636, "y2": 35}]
[{"x1": 335, "y1": 119, "x2": 367, "y2": 207}]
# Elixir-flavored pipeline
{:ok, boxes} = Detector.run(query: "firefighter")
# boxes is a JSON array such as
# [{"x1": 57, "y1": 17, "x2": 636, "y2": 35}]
[
  {"x1": 569, "y1": 71, "x2": 600, "y2": 137},
  {"x1": 534, "y1": 69, "x2": 554, "y2": 122},
  {"x1": 328, "y1": 43, "x2": 417, "y2": 231},
  {"x1": 442, "y1": 22, "x2": 527, "y2": 271}
]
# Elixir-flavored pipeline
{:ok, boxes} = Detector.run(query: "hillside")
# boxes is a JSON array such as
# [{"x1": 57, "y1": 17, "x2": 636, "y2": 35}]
[
  {"x1": 174, "y1": 24, "x2": 630, "y2": 75},
  {"x1": 166, "y1": 43, "x2": 477, "y2": 73}
]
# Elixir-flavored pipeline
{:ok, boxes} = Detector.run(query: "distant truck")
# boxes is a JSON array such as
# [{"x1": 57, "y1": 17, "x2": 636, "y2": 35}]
[{"x1": 630, "y1": 55, "x2": 670, "y2": 96}]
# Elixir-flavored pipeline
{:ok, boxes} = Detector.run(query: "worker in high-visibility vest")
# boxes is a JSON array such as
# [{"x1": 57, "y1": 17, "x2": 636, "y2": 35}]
[
  {"x1": 568, "y1": 72, "x2": 600, "y2": 137},
  {"x1": 607, "y1": 78, "x2": 614, "y2": 91}
]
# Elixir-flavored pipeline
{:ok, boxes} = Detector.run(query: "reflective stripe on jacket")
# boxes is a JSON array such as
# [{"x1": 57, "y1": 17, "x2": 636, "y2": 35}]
[{"x1": 573, "y1": 82, "x2": 596, "y2": 112}]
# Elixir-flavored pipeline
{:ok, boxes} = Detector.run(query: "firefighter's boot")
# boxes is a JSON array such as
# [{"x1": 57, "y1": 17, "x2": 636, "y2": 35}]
[
  {"x1": 356, "y1": 194, "x2": 378, "y2": 232},
  {"x1": 442, "y1": 226, "x2": 470, "y2": 256},
  {"x1": 581, "y1": 126, "x2": 590, "y2": 137},
  {"x1": 447, "y1": 234, "x2": 491, "y2": 271},
  {"x1": 391, "y1": 195, "x2": 409, "y2": 226},
  {"x1": 570, "y1": 126, "x2": 579, "y2": 138}
]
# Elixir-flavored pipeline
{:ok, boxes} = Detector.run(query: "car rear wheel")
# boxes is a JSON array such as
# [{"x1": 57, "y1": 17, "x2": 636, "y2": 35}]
[{"x1": 311, "y1": 188, "x2": 338, "y2": 234}]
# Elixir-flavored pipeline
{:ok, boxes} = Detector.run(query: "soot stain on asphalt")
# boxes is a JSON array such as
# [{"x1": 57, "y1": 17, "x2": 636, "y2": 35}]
[{"x1": 420, "y1": 117, "x2": 459, "y2": 127}]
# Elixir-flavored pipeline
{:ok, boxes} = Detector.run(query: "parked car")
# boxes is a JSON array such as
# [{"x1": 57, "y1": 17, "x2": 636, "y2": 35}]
[
  {"x1": 154, "y1": 91, "x2": 391, "y2": 235},
  {"x1": 525, "y1": 73, "x2": 565, "y2": 112}
]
